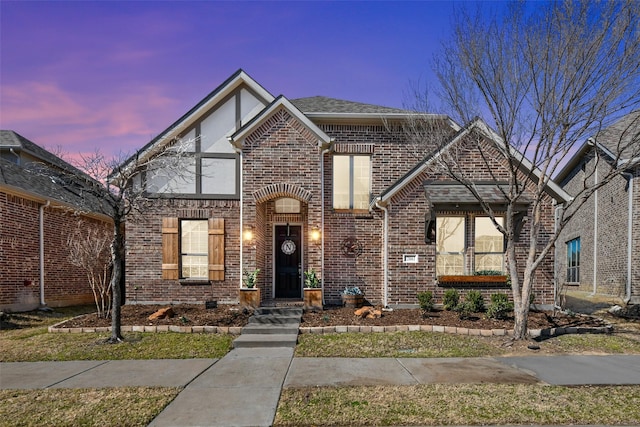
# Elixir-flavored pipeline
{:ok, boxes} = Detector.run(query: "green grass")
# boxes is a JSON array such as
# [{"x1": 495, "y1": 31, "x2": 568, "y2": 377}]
[
  {"x1": 1, "y1": 305, "x2": 234, "y2": 362},
  {"x1": 0, "y1": 387, "x2": 180, "y2": 427},
  {"x1": 275, "y1": 384, "x2": 640, "y2": 426}
]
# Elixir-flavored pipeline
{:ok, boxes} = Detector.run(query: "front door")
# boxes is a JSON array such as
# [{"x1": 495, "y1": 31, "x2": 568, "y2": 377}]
[{"x1": 275, "y1": 225, "x2": 301, "y2": 298}]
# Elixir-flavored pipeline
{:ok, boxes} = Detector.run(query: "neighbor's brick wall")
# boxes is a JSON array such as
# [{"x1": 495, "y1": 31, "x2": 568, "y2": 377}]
[
  {"x1": 632, "y1": 166, "x2": 640, "y2": 303},
  {"x1": 1, "y1": 191, "x2": 110, "y2": 311},
  {"x1": 558, "y1": 152, "x2": 631, "y2": 298},
  {"x1": 125, "y1": 199, "x2": 241, "y2": 304}
]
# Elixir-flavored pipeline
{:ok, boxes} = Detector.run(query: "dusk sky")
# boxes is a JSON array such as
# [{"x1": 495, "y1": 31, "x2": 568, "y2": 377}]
[{"x1": 1, "y1": 1, "x2": 487, "y2": 158}]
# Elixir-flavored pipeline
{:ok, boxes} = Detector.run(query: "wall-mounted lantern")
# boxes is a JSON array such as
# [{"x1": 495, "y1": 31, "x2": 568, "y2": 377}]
[
  {"x1": 310, "y1": 226, "x2": 321, "y2": 243},
  {"x1": 243, "y1": 225, "x2": 254, "y2": 243}
]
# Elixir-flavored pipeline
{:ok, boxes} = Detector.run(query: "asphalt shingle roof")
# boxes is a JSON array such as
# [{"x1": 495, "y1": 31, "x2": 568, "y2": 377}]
[
  {"x1": 0, "y1": 131, "x2": 107, "y2": 214},
  {"x1": 291, "y1": 96, "x2": 411, "y2": 115},
  {"x1": 594, "y1": 110, "x2": 640, "y2": 160}
]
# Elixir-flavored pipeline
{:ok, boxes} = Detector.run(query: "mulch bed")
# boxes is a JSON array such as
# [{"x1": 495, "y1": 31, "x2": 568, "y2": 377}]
[{"x1": 55, "y1": 303, "x2": 607, "y2": 330}]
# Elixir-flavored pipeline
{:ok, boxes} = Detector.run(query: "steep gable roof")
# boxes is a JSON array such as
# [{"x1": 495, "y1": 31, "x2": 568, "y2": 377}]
[
  {"x1": 555, "y1": 110, "x2": 640, "y2": 183},
  {"x1": 375, "y1": 118, "x2": 570, "y2": 207},
  {"x1": 230, "y1": 95, "x2": 332, "y2": 149},
  {"x1": 117, "y1": 69, "x2": 275, "y2": 173}
]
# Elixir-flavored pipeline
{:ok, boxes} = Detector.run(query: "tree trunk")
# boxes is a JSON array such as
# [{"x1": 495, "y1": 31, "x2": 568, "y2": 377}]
[{"x1": 108, "y1": 220, "x2": 124, "y2": 343}]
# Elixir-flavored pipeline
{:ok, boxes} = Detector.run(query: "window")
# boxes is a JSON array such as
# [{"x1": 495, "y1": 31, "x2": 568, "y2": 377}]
[
  {"x1": 436, "y1": 216, "x2": 465, "y2": 275},
  {"x1": 474, "y1": 217, "x2": 504, "y2": 272},
  {"x1": 162, "y1": 217, "x2": 225, "y2": 281},
  {"x1": 275, "y1": 198, "x2": 301, "y2": 213},
  {"x1": 567, "y1": 237, "x2": 580, "y2": 282},
  {"x1": 180, "y1": 220, "x2": 208, "y2": 279},
  {"x1": 435, "y1": 215, "x2": 505, "y2": 276},
  {"x1": 333, "y1": 155, "x2": 371, "y2": 210}
]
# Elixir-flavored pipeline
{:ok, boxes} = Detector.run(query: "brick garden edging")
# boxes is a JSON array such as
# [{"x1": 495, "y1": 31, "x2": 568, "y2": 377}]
[
  {"x1": 48, "y1": 316, "x2": 243, "y2": 335},
  {"x1": 298, "y1": 324, "x2": 613, "y2": 338},
  {"x1": 50, "y1": 317, "x2": 612, "y2": 338}
]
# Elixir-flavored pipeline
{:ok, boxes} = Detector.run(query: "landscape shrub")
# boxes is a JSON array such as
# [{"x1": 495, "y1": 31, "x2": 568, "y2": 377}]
[
  {"x1": 417, "y1": 291, "x2": 434, "y2": 313},
  {"x1": 486, "y1": 293, "x2": 514, "y2": 319},
  {"x1": 465, "y1": 290, "x2": 485, "y2": 313},
  {"x1": 443, "y1": 289, "x2": 459, "y2": 311}
]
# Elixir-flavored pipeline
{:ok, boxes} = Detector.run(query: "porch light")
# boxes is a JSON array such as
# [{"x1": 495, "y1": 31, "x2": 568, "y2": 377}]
[
  {"x1": 243, "y1": 226, "x2": 254, "y2": 242},
  {"x1": 310, "y1": 226, "x2": 321, "y2": 242}
]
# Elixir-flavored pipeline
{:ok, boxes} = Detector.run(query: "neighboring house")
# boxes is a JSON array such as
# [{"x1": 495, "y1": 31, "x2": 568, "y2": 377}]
[
  {"x1": 0, "y1": 130, "x2": 113, "y2": 311},
  {"x1": 119, "y1": 70, "x2": 569, "y2": 308},
  {"x1": 556, "y1": 111, "x2": 640, "y2": 304}
]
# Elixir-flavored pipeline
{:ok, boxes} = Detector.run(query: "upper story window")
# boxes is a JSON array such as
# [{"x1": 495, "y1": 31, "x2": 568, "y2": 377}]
[
  {"x1": 144, "y1": 88, "x2": 267, "y2": 199},
  {"x1": 566, "y1": 237, "x2": 580, "y2": 282},
  {"x1": 333, "y1": 155, "x2": 371, "y2": 210}
]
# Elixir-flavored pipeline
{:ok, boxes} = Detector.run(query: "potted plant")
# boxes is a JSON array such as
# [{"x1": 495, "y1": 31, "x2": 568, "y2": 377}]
[
  {"x1": 303, "y1": 268, "x2": 322, "y2": 311},
  {"x1": 342, "y1": 286, "x2": 365, "y2": 308},
  {"x1": 240, "y1": 268, "x2": 260, "y2": 308}
]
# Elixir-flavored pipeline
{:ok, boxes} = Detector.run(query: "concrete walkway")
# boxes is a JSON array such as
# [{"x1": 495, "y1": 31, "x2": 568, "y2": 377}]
[{"x1": 2, "y1": 355, "x2": 640, "y2": 426}]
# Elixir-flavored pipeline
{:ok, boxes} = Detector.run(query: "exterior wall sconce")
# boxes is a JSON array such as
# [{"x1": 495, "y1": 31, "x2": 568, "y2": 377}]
[
  {"x1": 310, "y1": 226, "x2": 321, "y2": 243},
  {"x1": 243, "y1": 226, "x2": 254, "y2": 242}
]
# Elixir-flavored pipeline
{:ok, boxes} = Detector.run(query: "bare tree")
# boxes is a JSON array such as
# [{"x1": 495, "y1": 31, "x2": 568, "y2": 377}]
[
  {"x1": 67, "y1": 222, "x2": 113, "y2": 318},
  {"x1": 408, "y1": 1, "x2": 640, "y2": 339},
  {"x1": 30, "y1": 136, "x2": 193, "y2": 342}
]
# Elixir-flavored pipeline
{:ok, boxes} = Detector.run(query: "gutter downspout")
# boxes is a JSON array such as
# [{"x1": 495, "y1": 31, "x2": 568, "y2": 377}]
[
  {"x1": 320, "y1": 145, "x2": 331, "y2": 305},
  {"x1": 554, "y1": 201, "x2": 563, "y2": 310},
  {"x1": 591, "y1": 164, "x2": 598, "y2": 296},
  {"x1": 623, "y1": 171, "x2": 634, "y2": 303},
  {"x1": 39, "y1": 200, "x2": 50, "y2": 307},
  {"x1": 232, "y1": 144, "x2": 244, "y2": 290},
  {"x1": 375, "y1": 198, "x2": 389, "y2": 308}
]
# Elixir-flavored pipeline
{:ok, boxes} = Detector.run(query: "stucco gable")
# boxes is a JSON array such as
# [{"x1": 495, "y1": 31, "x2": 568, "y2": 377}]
[{"x1": 116, "y1": 69, "x2": 274, "y2": 174}]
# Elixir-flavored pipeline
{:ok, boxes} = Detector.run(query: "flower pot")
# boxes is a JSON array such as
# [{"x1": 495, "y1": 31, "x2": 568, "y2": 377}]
[
  {"x1": 303, "y1": 288, "x2": 323, "y2": 312},
  {"x1": 239, "y1": 288, "x2": 260, "y2": 309},
  {"x1": 342, "y1": 294, "x2": 364, "y2": 308}
]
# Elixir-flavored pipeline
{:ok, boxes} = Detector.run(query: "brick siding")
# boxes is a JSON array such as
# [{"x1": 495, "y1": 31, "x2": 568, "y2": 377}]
[{"x1": 1, "y1": 191, "x2": 111, "y2": 311}]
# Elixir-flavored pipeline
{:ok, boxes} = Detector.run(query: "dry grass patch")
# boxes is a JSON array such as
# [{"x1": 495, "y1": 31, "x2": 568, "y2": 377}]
[
  {"x1": 0, "y1": 387, "x2": 180, "y2": 427},
  {"x1": 1, "y1": 331, "x2": 233, "y2": 362},
  {"x1": 296, "y1": 331, "x2": 505, "y2": 358},
  {"x1": 297, "y1": 330, "x2": 640, "y2": 358},
  {"x1": 275, "y1": 384, "x2": 640, "y2": 426}
]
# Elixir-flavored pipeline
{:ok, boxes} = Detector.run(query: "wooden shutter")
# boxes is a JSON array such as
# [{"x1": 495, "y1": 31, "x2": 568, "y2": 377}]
[
  {"x1": 208, "y1": 218, "x2": 225, "y2": 281},
  {"x1": 162, "y1": 217, "x2": 179, "y2": 280}
]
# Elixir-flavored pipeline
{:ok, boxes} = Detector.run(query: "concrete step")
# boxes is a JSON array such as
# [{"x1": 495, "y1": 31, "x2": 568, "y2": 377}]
[
  {"x1": 241, "y1": 324, "x2": 299, "y2": 335},
  {"x1": 248, "y1": 315, "x2": 301, "y2": 325},
  {"x1": 255, "y1": 307, "x2": 303, "y2": 316},
  {"x1": 232, "y1": 333, "x2": 298, "y2": 348}
]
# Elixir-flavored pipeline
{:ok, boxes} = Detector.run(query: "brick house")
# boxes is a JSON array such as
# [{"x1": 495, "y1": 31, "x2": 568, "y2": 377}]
[
  {"x1": 1, "y1": 130, "x2": 113, "y2": 311},
  {"x1": 120, "y1": 70, "x2": 569, "y2": 308},
  {"x1": 556, "y1": 111, "x2": 640, "y2": 304}
]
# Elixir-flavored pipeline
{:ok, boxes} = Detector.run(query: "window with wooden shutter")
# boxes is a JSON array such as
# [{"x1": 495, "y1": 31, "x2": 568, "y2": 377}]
[
  {"x1": 162, "y1": 217, "x2": 225, "y2": 281},
  {"x1": 162, "y1": 217, "x2": 179, "y2": 279},
  {"x1": 208, "y1": 218, "x2": 225, "y2": 281}
]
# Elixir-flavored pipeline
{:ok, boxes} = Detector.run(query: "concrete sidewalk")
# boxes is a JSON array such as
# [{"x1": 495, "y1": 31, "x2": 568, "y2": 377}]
[
  {"x1": 4, "y1": 355, "x2": 639, "y2": 390},
  {"x1": 2, "y1": 355, "x2": 640, "y2": 426}
]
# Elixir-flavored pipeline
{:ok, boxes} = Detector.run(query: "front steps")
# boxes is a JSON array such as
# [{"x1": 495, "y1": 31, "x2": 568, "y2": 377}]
[{"x1": 232, "y1": 307, "x2": 302, "y2": 349}]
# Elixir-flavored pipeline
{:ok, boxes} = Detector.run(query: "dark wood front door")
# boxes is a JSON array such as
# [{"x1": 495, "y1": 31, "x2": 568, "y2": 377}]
[{"x1": 275, "y1": 225, "x2": 301, "y2": 298}]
